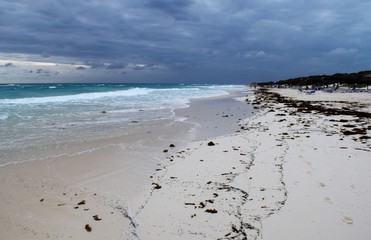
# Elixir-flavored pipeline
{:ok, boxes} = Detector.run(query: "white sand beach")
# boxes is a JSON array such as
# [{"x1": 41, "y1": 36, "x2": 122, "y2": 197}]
[
  {"x1": 135, "y1": 88, "x2": 371, "y2": 239},
  {"x1": 1, "y1": 88, "x2": 370, "y2": 239}
]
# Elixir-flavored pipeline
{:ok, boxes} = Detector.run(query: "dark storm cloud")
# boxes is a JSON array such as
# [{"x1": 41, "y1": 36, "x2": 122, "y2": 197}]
[
  {"x1": 131, "y1": 64, "x2": 158, "y2": 71},
  {"x1": 144, "y1": 0, "x2": 195, "y2": 20},
  {"x1": 84, "y1": 62, "x2": 125, "y2": 70},
  {"x1": 0, "y1": 0, "x2": 370, "y2": 83},
  {"x1": 105, "y1": 63, "x2": 126, "y2": 70},
  {"x1": 86, "y1": 62, "x2": 105, "y2": 69}
]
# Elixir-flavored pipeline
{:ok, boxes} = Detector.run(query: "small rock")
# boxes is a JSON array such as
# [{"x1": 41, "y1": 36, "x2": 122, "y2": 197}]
[
  {"x1": 77, "y1": 200, "x2": 86, "y2": 205},
  {"x1": 85, "y1": 224, "x2": 92, "y2": 232},
  {"x1": 169, "y1": 144, "x2": 176, "y2": 148},
  {"x1": 153, "y1": 183, "x2": 162, "y2": 189},
  {"x1": 93, "y1": 215, "x2": 102, "y2": 221},
  {"x1": 207, "y1": 141, "x2": 216, "y2": 146}
]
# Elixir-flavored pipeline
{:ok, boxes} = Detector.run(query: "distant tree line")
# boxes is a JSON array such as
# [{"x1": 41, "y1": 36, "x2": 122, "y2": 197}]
[{"x1": 254, "y1": 70, "x2": 371, "y2": 87}]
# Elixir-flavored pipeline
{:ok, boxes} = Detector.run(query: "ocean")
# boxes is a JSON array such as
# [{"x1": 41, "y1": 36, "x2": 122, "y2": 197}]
[{"x1": 0, "y1": 83, "x2": 247, "y2": 167}]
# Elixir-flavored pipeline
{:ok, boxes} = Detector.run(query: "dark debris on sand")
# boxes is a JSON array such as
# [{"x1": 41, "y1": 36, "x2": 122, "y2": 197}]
[{"x1": 255, "y1": 88, "x2": 371, "y2": 119}]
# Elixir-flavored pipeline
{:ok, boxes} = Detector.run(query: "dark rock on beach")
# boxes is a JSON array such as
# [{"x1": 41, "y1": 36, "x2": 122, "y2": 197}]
[
  {"x1": 93, "y1": 215, "x2": 102, "y2": 221},
  {"x1": 85, "y1": 224, "x2": 92, "y2": 232},
  {"x1": 153, "y1": 183, "x2": 162, "y2": 189},
  {"x1": 207, "y1": 141, "x2": 216, "y2": 146}
]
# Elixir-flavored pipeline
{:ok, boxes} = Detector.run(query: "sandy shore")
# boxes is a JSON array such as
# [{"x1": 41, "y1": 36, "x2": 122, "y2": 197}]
[
  {"x1": 0, "y1": 119, "x2": 195, "y2": 240},
  {"x1": 0, "y1": 92, "x2": 252, "y2": 239},
  {"x1": 135, "y1": 88, "x2": 371, "y2": 239},
  {"x1": 260, "y1": 89, "x2": 371, "y2": 239},
  {"x1": 1, "y1": 88, "x2": 370, "y2": 239}
]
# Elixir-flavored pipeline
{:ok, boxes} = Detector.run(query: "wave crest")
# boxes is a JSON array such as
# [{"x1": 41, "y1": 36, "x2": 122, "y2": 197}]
[{"x1": 0, "y1": 88, "x2": 153, "y2": 105}]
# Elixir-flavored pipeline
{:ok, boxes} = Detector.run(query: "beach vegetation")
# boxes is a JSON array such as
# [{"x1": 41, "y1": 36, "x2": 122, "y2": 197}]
[{"x1": 253, "y1": 70, "x2": 371, "y2": 89}]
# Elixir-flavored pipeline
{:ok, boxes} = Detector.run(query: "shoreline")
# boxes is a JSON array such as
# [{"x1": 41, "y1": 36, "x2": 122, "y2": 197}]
[
  {"x1": 0, "y1": 90, "x2": 252, "y2": 239},
  {"x1": 135, "y1": 88, "x2": 370, "y2": 239},
  {"x1": 175, "y1": 90, "x2": 253, "y2": 140},
  {"x1": 1, "y1": 87, "x2": 370, "y2": 239}
]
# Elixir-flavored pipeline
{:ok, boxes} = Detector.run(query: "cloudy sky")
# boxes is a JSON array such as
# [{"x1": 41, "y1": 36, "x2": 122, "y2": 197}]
[{"x1": 0, "y1": 0, "x2": 370, "y2": 83}]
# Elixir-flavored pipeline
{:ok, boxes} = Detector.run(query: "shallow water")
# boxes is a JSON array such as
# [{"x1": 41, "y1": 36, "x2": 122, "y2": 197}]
[{"x1": 0, "y1": 83, "x2": 247, "y2": 167}]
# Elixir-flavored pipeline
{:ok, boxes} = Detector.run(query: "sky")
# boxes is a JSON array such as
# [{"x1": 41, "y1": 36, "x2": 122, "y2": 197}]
[{"x1": 0, "y1": 0, "x2": 370, "y2": 84}]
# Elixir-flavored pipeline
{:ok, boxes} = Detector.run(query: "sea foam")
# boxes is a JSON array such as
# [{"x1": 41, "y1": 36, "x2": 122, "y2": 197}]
[{"x1": 0, "y1": 87, "x2": 153, "y2": 105}]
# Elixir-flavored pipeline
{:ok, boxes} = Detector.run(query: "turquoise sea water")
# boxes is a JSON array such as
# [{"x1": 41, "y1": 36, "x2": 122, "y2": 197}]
[{"x1": 0, "y1": 83, "x2": 247, "y2": 166}]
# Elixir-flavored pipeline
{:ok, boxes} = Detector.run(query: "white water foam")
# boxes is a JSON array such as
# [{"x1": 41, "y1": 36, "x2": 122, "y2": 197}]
[
  {"x1": 0, "y1": 114, "x2": 8, "y2": 120},
  {"x1": 0, "y1": 84, "x2": 248, "y2": 168},
  {"x1": 0, "y1": 88, "x2": 153, "y2": 105}
]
